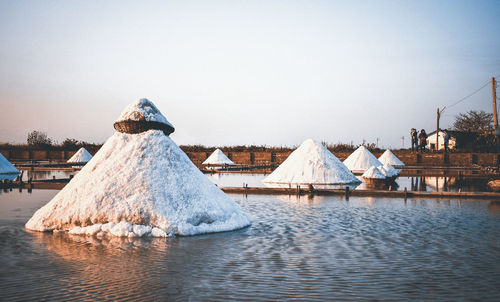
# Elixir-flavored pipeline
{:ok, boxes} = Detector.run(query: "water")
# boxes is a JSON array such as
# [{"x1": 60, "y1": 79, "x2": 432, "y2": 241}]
[
  {"x1": 1, "y1": 189, "x2": 500, "y2": 301},
  {"x1": 206, "y1": 173, "x2": 490, "y2": 192}
]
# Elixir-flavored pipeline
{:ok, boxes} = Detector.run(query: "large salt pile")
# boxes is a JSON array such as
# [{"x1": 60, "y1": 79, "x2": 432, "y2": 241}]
[
  {"x1": 263, "y1": 139, "x2": 360, "y2": 185},
  {"x1": 203, "y1": 149, "x2": 234, "y2": 165},
  {"x1": 67, "y1": 147, "x2": 93, "y2": 163},
  {"x1": 343, "y1": 145, "x2": 383, "y2": 173},
  {"x1": 26, "y1": 98, "x2": 251, "y2": 237},
  {"x1": 0, "y1": 153, "x2": 19, "y2": 174},
  {"x1": 378, "y1": 149, "x2": 405, "y2": 166}
]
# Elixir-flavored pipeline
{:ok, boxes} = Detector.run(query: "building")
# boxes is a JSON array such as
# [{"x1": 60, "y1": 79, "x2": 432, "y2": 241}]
[{"x1": 426, "y1": 130, "x2": 476, "y2": 150}]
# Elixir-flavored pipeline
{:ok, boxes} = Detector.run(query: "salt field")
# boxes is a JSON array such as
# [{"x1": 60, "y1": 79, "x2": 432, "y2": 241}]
[{"x1": 1, "y1": 186, "x2": 500, "y2": 301}]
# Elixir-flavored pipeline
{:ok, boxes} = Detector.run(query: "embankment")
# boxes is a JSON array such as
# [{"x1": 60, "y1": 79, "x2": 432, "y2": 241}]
[{"x1": 1, "y1": 149, "x2": 499, "y2": 168}]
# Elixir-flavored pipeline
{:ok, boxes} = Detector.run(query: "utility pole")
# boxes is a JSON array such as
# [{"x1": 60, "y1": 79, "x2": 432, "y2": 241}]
[
  {"x1": 401, "y1": 136, "x2": 404, "y2": 148},
  {"x1": 493, "y1": 77, "x2": 498, "y2": 135},
  {"x1": 436, "y1": 107, "x2": 446, "y2": 151}
]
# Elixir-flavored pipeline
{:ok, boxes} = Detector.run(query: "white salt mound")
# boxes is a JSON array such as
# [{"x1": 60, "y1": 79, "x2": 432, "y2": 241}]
[
  {"x1": 379, "y1": 163, "x2": 400, "y2": 177},
  {"x1": 362, "y1": 166, "x2": 386, "y2": 179},
  {"x1": 115, "y1": 98, "x2": 174, "y2": 129},
  {"x1": 67, "y1": 147, "x2": 93, "y2": 163},
  {"x1": 0, "y1": 153, "x2": 19, "y2": 174},
  {"x1": 203, "y1": 149, "x2": 234, "y2": 165},
  {"x1": 343, "y1": 145, "x2": 383, "y2": 172},
  {"x1": 26, "y1": 100, "x2": 251, "y2": 237},
  {"x1": 263, "y1": 139, "x2": 360, "y2": 185},
  {"x1": 378, "y1": 149, "x2": 405, "y2": 166}
]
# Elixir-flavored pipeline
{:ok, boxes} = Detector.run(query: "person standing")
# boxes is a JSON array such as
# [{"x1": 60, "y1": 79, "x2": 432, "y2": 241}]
[
  {"x1": 411, "y1": 128, "x2": 418, "y2": 152},
  {"x1": 443, "y1": 129, "x2": 450, "y2": 152},
  {"x1": 418, "y1": 129, "x2": 428, "y2": 152}
]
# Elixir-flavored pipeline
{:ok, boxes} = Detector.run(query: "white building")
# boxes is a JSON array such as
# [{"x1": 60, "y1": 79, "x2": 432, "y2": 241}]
[{"x1": 426, "y1": 130, "x2": 456, "y2": 150}]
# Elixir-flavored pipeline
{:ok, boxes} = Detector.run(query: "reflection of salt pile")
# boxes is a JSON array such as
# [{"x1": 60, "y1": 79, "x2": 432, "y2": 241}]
[
  {"x1": 203, "y1": 149, "x2": 234, "y2": 165},
  {"x1": 26, "y1": 98, "x2": 251, "y2": 237},
  {"x1": 378, "y1": 149, "x2": 405, "y2": 166},
  {"x1": 343, "y1": 145, "x2": 383, "y2": 173},
  {"x1": 263, "y1": 139, "x2": 360, "y2": 185},
  {"x1": 67, "y1": 147, "x2": 93, "y2": 163},
  {"x1": 0, "y1": 153, "x2": 19, "y2": 174}
]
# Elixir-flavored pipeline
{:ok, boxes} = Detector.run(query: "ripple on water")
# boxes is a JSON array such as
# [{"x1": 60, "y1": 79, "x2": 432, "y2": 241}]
[{"x1": 1, "y1": 193, "x2": 500, "y2": 300}]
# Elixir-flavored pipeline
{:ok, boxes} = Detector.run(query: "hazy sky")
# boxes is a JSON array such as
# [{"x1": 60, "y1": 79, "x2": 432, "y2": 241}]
[{"x1": 1, "y1": 0, "x2": 499, "y2": 148}]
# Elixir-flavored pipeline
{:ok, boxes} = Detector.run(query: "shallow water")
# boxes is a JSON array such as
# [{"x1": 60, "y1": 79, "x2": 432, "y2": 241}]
[
  {"x1": 206, "y1": 173, "x2": 490, "y2": 192},
  {"x1": 1, "y1": 189, "x2": 500, "y2": 301}
]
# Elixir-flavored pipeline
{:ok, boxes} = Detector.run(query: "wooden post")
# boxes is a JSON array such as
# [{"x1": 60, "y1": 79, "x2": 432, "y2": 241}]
[
  {"x1": 493, "y1": 77, "x2": 498, "y2": 135},
  {"x1": 493, "y1": 77, "x2": 499, "y2": 154},
  {"x1": 436, "y1": 107, "x2": 440, "y2": 151},
  {"x1": 345, "y1": 186, "x2": 350, "y2": 200},
  {"x1": 404, "y1": 187, "x2": 407, "y2": 200}
]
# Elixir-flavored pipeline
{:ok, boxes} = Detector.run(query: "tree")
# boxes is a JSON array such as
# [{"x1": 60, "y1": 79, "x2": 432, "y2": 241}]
[
  {"x1": 61, "y1": 138, "x2": 79, "y2": 148},
  {"x1": 27, "y1": 130, "x2": 52, "y2": 147},
  {"x1": 453, "y1": 110, "x2": 494, "y2": 134}
]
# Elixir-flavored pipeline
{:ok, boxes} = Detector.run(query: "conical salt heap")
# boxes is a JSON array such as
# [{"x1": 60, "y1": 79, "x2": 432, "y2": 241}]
[
  {"x1": 378, "y1": 149, "x2": 405, "y2": 167},
  {"x1": 377, "y1": 163, "x2": 400, "y2": 178},
  {"x1": 0, "y1": 153, "x2": 19, "y2": 174},
  {"x1": 343, "y1": 145, "x2": 383, "y2": 173},
  {"x1": 26, "y1": 98, "x2": 251, "y2": 237},
  {"x1": 263, "y1": 139, "x2": 360, "y2": 185},
  {"x1": 67, "y1": 147, "x2": 93, "y2": 163},
  {"x1": 362, "y1": 166, "x2": 386, "y2": 179},
  {"x1": 203, "y1": 149, "x2": 234, "y2": 165}
]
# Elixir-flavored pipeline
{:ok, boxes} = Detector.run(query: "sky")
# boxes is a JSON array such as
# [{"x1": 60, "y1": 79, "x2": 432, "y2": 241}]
[{"x1": 1, "y1": 0, "x2": 499, "y2": 149}]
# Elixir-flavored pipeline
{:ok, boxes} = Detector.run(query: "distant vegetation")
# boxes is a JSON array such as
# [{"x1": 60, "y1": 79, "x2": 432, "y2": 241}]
[
  {"x1": 452, "y1": 110, "x2": 498, "y2": 152},
  {"x1": 0, "y1": 131, "x2": 103, "y2": 153},
  {"x1": 0, "y1": 129, "x2": 496, "y2": 153}
]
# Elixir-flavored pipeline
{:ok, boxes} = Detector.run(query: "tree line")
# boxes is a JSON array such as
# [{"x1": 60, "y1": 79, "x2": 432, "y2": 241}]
[{"x1": 0, "y1": 110, "x2": 497, "y2": 153}]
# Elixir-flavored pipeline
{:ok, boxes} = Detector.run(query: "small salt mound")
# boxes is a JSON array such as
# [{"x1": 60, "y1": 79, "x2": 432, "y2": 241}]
[
  {"x1": 263, "y1": 139, "x2": 360, "y2": 185},
  {"x1": 203, "y1": 149, "x2": 234, "y2": 165},
  {"x1": 362, "y1": 166, "x2": 386, "y2": 179},
  {"x1": 343, "y1": 145, "x2": 383, "y2": 173},
  {"x1": 0, "y1": 153, "x2": 19, "y2": 174},
  {"x1": 115, "y1": 98, "x2": 174, "y2": 128},
  {"x1": 26, "y1": 99, "x2": 251, "y2": 237},
  {"x1": 67, "y1": 147, "x2": 93, "y2": 163},
  {"x1": 381, "y1": 163, "x2": 400, "y2": 177},
  {"x1": 377, "y1": 164, "x2": 399, "y2": 178},
  {"x1": 378, "y1": 149, "x2": 405, "y2": 166}
]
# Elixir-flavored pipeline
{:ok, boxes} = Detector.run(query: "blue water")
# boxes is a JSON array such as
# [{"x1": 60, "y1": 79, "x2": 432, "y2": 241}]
[{"x1": 1, "y1": 189, "x2": 500, "y2": 301}]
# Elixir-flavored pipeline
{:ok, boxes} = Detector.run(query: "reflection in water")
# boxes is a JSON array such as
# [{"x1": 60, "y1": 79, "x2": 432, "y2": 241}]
[
  {"x1": 263, "y1": 182, "x2": 360, "y2": 190},
  {"x1": 21, "y1": 169, "x2": 75, "y2": 181},
  {"x1": 488, "y1": 202, "x2": 500, "y2": 214},
  {"x1": 207, "y1": 173, "x2": 490, "y2": 193},
  {"x1": 1, "y1": 191, "x2": 500, "y2": 300}
]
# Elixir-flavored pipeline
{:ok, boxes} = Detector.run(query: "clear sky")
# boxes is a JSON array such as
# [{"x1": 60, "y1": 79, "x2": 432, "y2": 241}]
[{"x1": 1, "y1": 0, "x2": 499, "y2": 149}]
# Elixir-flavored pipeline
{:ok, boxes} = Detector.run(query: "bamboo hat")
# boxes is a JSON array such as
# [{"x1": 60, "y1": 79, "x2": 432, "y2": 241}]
[{"x1": 113, "y1": 98, "x2": 175, "y2": 136}]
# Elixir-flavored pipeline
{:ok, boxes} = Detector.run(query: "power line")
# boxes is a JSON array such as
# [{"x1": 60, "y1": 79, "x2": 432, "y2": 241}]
[{"x1": 446, "y1": 79, "x2": 492, "y2": 109}]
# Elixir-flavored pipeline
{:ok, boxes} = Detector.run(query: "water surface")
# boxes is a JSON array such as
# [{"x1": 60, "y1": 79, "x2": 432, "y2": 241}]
[{"x1": 1, "y1": 189, "x2": 500, "y2": 301}]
